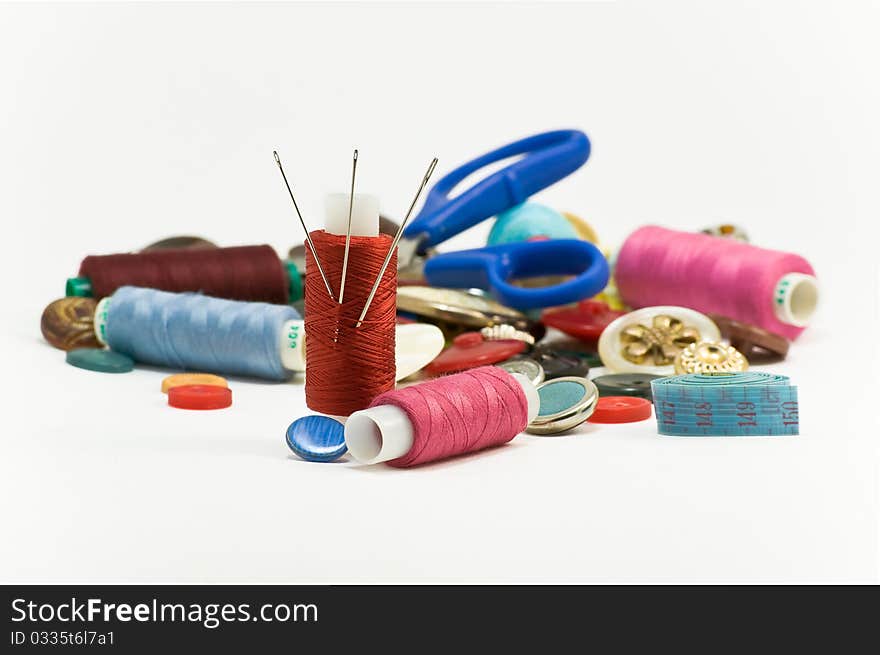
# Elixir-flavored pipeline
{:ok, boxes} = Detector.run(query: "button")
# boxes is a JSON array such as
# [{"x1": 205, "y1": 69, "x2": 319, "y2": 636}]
[
  {"x1": 598, "y1": 306, "x2": 721, "y2": 376},
  {"x1": 700, "y1": 224, "x2": 749, "y2": 242},
  {"x1": 65, "y1": 348, "x2": 134, "y2": 373},
  {"x1": 425, "y1": 331, "x2": 526, "y2": 375},
  {"x1": 161, "y1": 373, "x2": 228, "y2": 394},
  {"x1": 395, "y1": 323, "x2": 445, "y2": 381},
  {"x1": 480, "y1": 324, "x2": 535, "y2": 345},
  {"x1": 707, "y1": 313, "x2": 789, "y2": 362},
  {"x1": 674, "y1": 341, "x2": 749, "y2": 375},
  {"x1": 588, "y1": 396, "x2": 652, "y2": 424},
  {"x1": 592, "y1": 373, "x2": 660, "y2": 401},
  {"x1": 527, "y1": 377, "x2": 599, "y2": 435},
  {"x1": 541, "y1": 299, "x2": 625, "y2": 346},
  {"x1": 168, "y1": 384, "x2": 232, "y2": 410},
  {"x1": 41, "y1": 297, "x2": 101, "y2": 351},
  {"x1": 496, "y1": 358, "x2": 545, "y2": 386},
  {"x1": 531, "y1": 346, "x2": 590, "y2": 379},
  {"x1": 396, "y1": 286, "x2": 530, "y2": 330},
  {"x1": 140, "y1": 235, "x2": 218, "y2": 251},
  {"x1": 285, "y1": 415, "x2": 347, "y2": 463},
  {"x1": 561, "y1": 211, "x2": 600, "y2": 244}
]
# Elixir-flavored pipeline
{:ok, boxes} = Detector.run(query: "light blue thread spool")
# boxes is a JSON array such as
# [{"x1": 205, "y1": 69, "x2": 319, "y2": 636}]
[
  {"x1": 104, "y1": 286, "x2": 300, "y2": 380},
  {"x1": 487, "y1": 202, "x2": 578, "y2": 246}
]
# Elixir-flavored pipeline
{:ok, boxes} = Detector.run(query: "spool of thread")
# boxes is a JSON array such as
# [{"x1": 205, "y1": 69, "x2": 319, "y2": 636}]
[
  {"x1": 98, "y1": 286, "x2": 300, "y2": 380},
  {"x1": 69, "y1": 245, "x2": 294, "y2": 304},
  {"x1": 51, "y1": 286, "x2": 436, "y2": 381},
  {"x1": 304, "y1": 194, "x2": 397, "y2": 416},
  {"x1": 614, "y1": 226, "x2": 818, "y2": 340},
  {"x1": 345, "y1": 366, "x2": 540, "y2": 468}
]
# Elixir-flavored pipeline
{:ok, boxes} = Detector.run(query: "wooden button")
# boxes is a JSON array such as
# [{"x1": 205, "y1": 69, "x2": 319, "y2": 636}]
[{"x1": 41, "y1": 297, "x2": 101, "y2": 351}]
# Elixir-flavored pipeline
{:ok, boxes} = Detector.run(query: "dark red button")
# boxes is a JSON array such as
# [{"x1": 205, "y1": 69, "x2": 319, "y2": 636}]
[
  {"x1": 587, "y1": 396, "x2": 652, "y2": 424},
  {"x1": 542, "y1": 300, "x2": 625, "y2": 346},
  {"x1": 168, "y1": 384, "x2": 233, "y2": 410},
  {"x1": 425, "y1": 332, "x2": 526, "y2": 375}
]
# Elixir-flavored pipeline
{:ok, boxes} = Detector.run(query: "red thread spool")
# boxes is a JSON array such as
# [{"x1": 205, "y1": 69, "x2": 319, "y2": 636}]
[
  {"x1": 77, "y1": 245, "x2": 288, "y2": 303},
  {"x1": 304, "y1": 230, "x2": 396, "y2": 416}
]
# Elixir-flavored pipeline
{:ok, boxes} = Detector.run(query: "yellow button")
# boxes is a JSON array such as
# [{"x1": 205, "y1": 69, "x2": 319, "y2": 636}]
[
  {"x1": 561, "y1": 211, "x2": 600, "y2": 244},
  {"x1": 161, "y1": 373, "x2": 228, "y2": 394}
]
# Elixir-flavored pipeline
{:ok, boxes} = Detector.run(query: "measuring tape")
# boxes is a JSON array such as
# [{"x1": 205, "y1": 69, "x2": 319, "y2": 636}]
[{"x1": 650, "y1": 372, "x2": 799, "y2": 436}]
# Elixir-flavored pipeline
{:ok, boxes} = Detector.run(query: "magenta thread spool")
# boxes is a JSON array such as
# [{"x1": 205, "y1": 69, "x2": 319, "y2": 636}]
[
  {"x1": 614, "y1": 226, "x2": 818, "y2": 340},
  {"x1": 344, "y1": 367, "x2": 539, "y2": 468}
]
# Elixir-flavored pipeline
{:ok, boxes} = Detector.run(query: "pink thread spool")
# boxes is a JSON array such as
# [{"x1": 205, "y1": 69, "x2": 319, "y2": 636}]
[
  {"x1": 614, "y1": 226, "x2": 818, "y2": 340},
  {"x1": 344, "y1": 367, "x2": 539, "y2": 468}
]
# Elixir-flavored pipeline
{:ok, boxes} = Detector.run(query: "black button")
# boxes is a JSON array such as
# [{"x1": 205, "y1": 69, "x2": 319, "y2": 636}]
[{"x1": 592, "y1": 373, "x2": 661, "y2": 401}]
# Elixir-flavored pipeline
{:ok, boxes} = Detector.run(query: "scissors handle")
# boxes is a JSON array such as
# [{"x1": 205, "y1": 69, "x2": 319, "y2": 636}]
[
  {"x1": 404, "y1": 130, "x2": 590, "y2": 250},
  {"x1": 423, "y1": 239, "x2": 609, "y2": 310}
]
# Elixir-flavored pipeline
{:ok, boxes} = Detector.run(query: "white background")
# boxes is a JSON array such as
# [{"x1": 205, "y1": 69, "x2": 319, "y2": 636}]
[{"x1": 1, "y1": 1, "x2": 877, "y2": 583}]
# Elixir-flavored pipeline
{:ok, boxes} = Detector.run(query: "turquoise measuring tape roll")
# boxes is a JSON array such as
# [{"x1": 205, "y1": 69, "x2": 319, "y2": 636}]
[{"x1": 650, "y1": 372, "x2": 799, "y2": 436}]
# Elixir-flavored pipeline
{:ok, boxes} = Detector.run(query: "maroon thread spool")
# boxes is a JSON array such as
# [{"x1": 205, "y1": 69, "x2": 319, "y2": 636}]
[{"x1": 68, "y1": 244, "x2": 291, "y2": 303}]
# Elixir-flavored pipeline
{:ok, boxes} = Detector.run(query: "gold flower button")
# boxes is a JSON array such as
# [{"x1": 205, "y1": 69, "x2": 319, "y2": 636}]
[
  {"x1": 620, "y1": 314, "x2": 701, "y2": 366},
  {"x1": 598, "y1": 306, "x2": 721, "y2": 375}
]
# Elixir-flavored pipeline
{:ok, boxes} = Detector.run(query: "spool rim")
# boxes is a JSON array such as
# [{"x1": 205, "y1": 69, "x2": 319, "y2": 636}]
[
  {"x1": 773, "y1": 273, "x2": 818, "y2": 327},
  {"x1": 345, "y1": 404, "x2": 414, "y2": 465}
]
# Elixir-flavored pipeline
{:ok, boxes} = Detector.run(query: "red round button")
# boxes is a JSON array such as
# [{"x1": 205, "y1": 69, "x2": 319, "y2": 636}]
[
  {"x1": 587, "y1": 396, "x2": 652, "y2": 424},
  {"x1": 425, "y1": 332, "x2": 526, "y2": 375},
  {"x1": 168, "y1": 384, "x2": 233, "y2": 410},
  {"x1": 542, "y1": 300, "x2": 625, "y2": 346}
]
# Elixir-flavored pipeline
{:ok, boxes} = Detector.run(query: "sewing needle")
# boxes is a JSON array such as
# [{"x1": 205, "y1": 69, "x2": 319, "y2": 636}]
[
  {"x1": 273, "y1": 150, "x2": 335, "y2": 301},
  {"x1": 355, "y1": 157, "x2": 438, "y2": 328},
  {"x1": 338, "y1": 149, "x2": 359, "y2": 304}
]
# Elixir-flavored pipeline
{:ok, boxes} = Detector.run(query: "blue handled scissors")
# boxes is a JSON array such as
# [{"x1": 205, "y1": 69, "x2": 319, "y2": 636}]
[{"x1": 398, "y1": 129, "x2": 609, "y2": 310}]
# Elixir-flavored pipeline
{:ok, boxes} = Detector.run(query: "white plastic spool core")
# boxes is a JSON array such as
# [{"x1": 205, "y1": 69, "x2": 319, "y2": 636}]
[
  {"x1": 94, "y1": 297, "x2": 110, "y2": 346},
  {"x1": 279, "y1": 319, "x2": 306, "y2": 372},
  {"x1": 344, "y1": 373, "x2": 540, "y2": 465},
  {"x1": 324, "y1": 193, "x2": 379, "y2": 236},
  {"x1": 772, "y1": 273, "x2": 818, "y2": 327},
  {"x1": 345, "y1": 404, "x2": 413, "y2": 464}
]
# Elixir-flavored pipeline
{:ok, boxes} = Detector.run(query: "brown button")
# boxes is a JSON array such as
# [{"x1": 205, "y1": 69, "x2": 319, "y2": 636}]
[
  {"x1": 140, "y1": 235, "x2": 218, "y2": 252},
  {"x1": 41, "y1": 297, "x2": 101, "y2": 351},
  {"x1": 707, "y1": 313, "x2": 789, "y2": 362}
]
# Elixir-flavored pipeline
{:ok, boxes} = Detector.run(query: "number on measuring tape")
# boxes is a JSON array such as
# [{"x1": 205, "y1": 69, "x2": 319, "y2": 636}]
[{"x1": 651, "y1": 373, "x2": 799, "y2": 436}]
